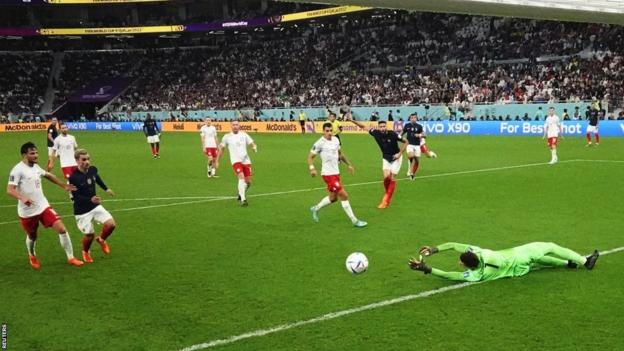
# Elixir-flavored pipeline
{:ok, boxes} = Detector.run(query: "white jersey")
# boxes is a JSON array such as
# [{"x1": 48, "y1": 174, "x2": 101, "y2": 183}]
[
  {"x1": 200, "y1": 125, "x2": 218, "y2": 148},
  {"x1": 544, "y1": 115, "x2": 561, "y2": 138},
  {"x1": 310, "y1": 136, "x2": 341, "y2": 176},
  {"x1": 8, "y1": 162, "x2": 50, "y2": 218},
  {"x1": 53, "y1": 134, "x2": 78, "y2": 167},
  {"x1": 220, "y1": 131, "x2": 254, "y2": 165}
]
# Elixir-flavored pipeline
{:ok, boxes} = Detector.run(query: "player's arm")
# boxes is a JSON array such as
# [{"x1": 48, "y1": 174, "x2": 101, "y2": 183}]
[
  {"x1": 216, "y1": 140, "x2": 226, "y2": 168},
  {"x1": 338, "y1": 149, "x2": 354, "y2": 175},
  {"x1": 94, "y1": 171, "x2": 114, "y2": 196},
  {"x1": 408, "y1": 257, "x2": 480, "y2": 281},
  {"x1": 246, "y1": 134, "x2": 257, "y2": 152},
  {"x1": 47, "y1": 140, "x2": 59, "y2": 171},
  {"x1": 307, "y1": 152, "x2": 318, "y2": 177},
  {"x1": 419, "y1": 242, "x2": 473, "y2": 256},
  {"x1": 43, "y1": 172, "x2": 75, "y2": 192},
  {"x1": 430, "y1": 268, "x2": 480, "y2": 281},
  {"x1": 6, "y1": 184, "x2": 33, "y2": 206},
  {"x1": 558, "y1": 120, "x2": 564, "y2": 139},
  {"x1": 395, "y1": 136, "x2": 409, "y2": 159},
  {"x1": 142, "y1": 123, "x2": 149, "y2": 136},
  {"x1": 345, "y1": 113, "x2": 371, "y2": 131}
]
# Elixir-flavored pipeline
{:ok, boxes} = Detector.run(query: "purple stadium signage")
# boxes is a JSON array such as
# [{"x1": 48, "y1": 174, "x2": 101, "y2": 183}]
[
  {"x1": 69, "y1": 77, "x2": 131, "y2": 103},
  {"x1": 0, "y1": 28, "x2": 38, "y2": 36}
]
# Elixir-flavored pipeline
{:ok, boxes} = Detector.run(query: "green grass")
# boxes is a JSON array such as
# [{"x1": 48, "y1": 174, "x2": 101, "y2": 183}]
[{"x1": 0, "y1": 131, "x2": 623, "y2": 351}]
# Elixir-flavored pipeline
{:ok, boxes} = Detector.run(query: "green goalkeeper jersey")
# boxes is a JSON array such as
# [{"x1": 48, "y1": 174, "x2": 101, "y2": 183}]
[{"x1": 430, "y1": 243, "x2": 531, "y2": 282}]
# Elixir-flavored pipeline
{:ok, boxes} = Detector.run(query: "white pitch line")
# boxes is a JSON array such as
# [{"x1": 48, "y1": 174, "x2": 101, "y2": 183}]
[
  {"x1": 0, "y1": 196, "x2": 234, "y2": 209},
  {"x1": 178, "y1": 247, "x2": 624, "y2": 351},
  {"x1": 0, "y1": 159, "x2": 621, "y2": 226}
]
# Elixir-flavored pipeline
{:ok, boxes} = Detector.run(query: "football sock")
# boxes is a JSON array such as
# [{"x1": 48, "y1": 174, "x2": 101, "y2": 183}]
[
  {"x1": 411, "y1": 160, "x2": 419, "y2": 175},
  {"x1": 586, "y1": 133, "x2": 591, "y2": 142},
  {"x1": 386, "y1": 180, "x2": 397, "y2": 202},
  {"x1": 238, "y1": 179, "x2": 247, "y2": 201},
  {"x1": 58, "y1": 232, "x2": 75, "y2": 259},
  {"x1": 150, "y1": 145, "x2": 156, "y2": 155},
  {"x1": 341, "y1": 201, "x2": 358, "y2": 223},
  {"x1": 314, "y1": 196, "x2": 332, "y2": 210},
  {"x1": 595, "y1": 134, "x2": 600, "y2": 143},
  {"x1": 383, "y1": 177, "x2": 391, "y2": 191},
  {"x1": 82, "y1": 236, "x2": 94, "y2": 252},
  {"x1": 550, "y1": 149, "x2": 556, "y2": 160},
  {"x1": 26, "y1": 236, "x2": 36, "y2": 256},
  {"x1": 156, "y1": 143, "x2": 160, "y2": 154},
  {"x1": 100, "y1": 224, "x2": 115, "y2": 241}
]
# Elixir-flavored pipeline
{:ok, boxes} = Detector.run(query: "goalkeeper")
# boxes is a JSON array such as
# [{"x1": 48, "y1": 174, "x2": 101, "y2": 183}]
[{"x1": 409, "y1": 242, "x2": 599, "y2": 282}]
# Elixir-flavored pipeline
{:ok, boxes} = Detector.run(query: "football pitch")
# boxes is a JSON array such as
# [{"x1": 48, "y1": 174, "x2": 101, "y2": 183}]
[{"x1": 1, "y1": 131, "x2": 623, "y2": 351}]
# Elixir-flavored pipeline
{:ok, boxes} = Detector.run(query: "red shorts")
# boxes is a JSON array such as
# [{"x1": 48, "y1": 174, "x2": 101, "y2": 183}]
[
  {"x1": 322, "y1": 175, "x2": 343, "y2": 193},
  {"x1": 232, "y1": 162, "x2": 252, "y2": 177},
  {"x1": 62, "y1": 166, "x2": 78, "y2": 179},
  {"x1": 204, "y1": 147, "x2": 218, "y2": 158},
  {"x1": 420, "y1": 144, "x2": 429, "y2": 153},
  {"x1": 547, "y1": 137, "x2": 558, "y2": 148},
  {"x1": 20, "y1": 207, "x2": 61, "y2": 234}
]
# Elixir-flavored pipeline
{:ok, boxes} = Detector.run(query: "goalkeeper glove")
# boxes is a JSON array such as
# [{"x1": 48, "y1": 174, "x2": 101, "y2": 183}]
[
  {"x1": 409, "y1": 257, "x2": 432, "y2": 274},
  {"x1": 419, "y1": 246, "x2": 439, "y2": 256}
]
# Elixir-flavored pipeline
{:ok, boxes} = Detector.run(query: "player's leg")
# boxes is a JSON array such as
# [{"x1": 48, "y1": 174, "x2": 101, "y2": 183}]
[
  {"x1": 406, "y1": 149, "x2": 415, "y2": 177},
  {"x1": 535, "y1": 255, "x2": 569, "y2": 268},
  {"x1": 50, "y1": 218, "x2": 83, "y2": 267},
  {"x1": 379, "y1": 168, "x2": 393, "y2": 208},
  {"x1": 82, "y1": 234, "x2": 95, "y2": 263},
  {"x1": 521, "y1": 242, "x2": 595, "y2": 268},
  {"x1": 337, "y1": 189, "x2": 367, "y2": 227},
  {"x1": 96, "y1": 218, "x2": 116, "y2": 255},
  {"x1": 206, "y1": 153, "x2": 213, "y2": 177},
  {"x1": 586, "y1": 129, "x2": 592, "y2": 146},
  {"x1": 155, "y1": 142, "x2": 160, "y2": 157},
  {"x1": 595, "y1": 130, "x2": 600, "y2": 145},
  {"x1": 20, "y1": 217, "x2": 40, "y2": 269}
]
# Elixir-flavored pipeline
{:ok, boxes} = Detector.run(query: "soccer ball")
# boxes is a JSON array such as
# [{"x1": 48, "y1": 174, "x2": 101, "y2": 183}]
[{"x1": 345, "y1": 252, "x2": 368, "y2": 274}]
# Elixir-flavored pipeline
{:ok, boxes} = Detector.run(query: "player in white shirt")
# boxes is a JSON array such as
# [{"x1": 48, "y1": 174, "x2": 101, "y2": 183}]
[
  {"x1": 307, "y1": 123, "x2": 367, "y2": 227},
  {"x1": 217, "y1": 120, "x2": 257, "y2": 206},
  {"x1": 543, "y1": 107, "x2": 563, "y2": 164},
  {"x1": 6, "y1": 142, "x2": 84, "y2": 269},
  {"x1": 200, "y1": 118, "x2": 219, "y2": 178},
  {"x1": 48, "y1": 123, "x2": 78, "y2": 179}
]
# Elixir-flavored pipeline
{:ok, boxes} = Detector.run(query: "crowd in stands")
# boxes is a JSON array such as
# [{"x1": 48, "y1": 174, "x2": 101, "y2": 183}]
[
  {"x1": 3, "y1": 9, "x2": 624, "y2": 118},
  {"x1": 0, "y1": 53, "x2": 52, "y2": 117}
]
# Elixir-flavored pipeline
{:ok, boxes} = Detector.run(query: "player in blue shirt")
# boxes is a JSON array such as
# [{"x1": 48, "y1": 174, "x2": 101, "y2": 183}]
[
  {"x1": 347, "y1": 113, "x2": 408, "y2": 208},
  {"x1": 401, "y1": 114, "x2": 424, "y2": 180},
  {"x1": 143, "y1": 114, "x2": 161, "y2": 159},
  {"x1": 69, "y1": 149, "x2": 117, "y2": 263}
]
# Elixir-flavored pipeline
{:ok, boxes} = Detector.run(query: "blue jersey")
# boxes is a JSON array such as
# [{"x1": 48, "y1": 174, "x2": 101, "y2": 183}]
[
  {"x1": 69, "y1": 167, "x2": 108, "y2": 215},
  {"x1": 401, "y1": 122, "x2": 423, "y2": 146},
  {"x1": 143, "y1": 120, "x2": 160, "y2": 136}
]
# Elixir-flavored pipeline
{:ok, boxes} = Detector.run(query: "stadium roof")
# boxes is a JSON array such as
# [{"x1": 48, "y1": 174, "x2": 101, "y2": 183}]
[{"x1": 291, "y1": 0, "x2": 624, "y2": 25}]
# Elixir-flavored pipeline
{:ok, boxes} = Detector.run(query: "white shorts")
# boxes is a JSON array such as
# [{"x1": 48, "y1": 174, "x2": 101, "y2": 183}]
[
  {"x1": 147, "y1": 135, "x2": 160, "y2": 143},
  {"x1": 586, "y1": 125, "x2": 598, "y2": 133},
  {"x1": 48, "y1": 147, "x2": 55, "y2": 156},
  {"x1": 382, "y1": 156, "x2": 402, "y2": 175},
  {"x1": 406, "y1": 144, "x2": 422, "y2": 157},
  {"x1": 75, "y1": 205, "x2": 113, "y2": 234}
]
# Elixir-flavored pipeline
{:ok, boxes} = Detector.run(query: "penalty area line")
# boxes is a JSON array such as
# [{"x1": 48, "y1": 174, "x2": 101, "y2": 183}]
[{"x1": 177, "y1": 247, "x2": 624, "y2": 351}]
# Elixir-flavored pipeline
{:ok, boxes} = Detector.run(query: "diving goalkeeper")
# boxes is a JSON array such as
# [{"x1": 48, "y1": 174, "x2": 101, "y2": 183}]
[{"x1": 409, "y1": 242, "x2": 600, "y2": 281}]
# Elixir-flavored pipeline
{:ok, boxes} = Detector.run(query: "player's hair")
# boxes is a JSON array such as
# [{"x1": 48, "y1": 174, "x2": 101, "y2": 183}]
[
  {"x1": 74, "y1": 148, "x2": 89, "y2": 160},
  {"x1": 460, "y1": 252, "x2": 480, "y2": 269},
  {"x1": 20, "y1": 142, "x2": 37, "y2": 155},
  {"x1": 378, "y1": 120, "x2": 387, "y2": 125},
  {"x1": 322, "y1": 122, "x2": 332, "y2": 130},
  {"x1": 409, "y1": 113, "x2": 418, "y2": 119},
  {"x1": 329, "y1": 112, "x2": 336, "y2": 117}
]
